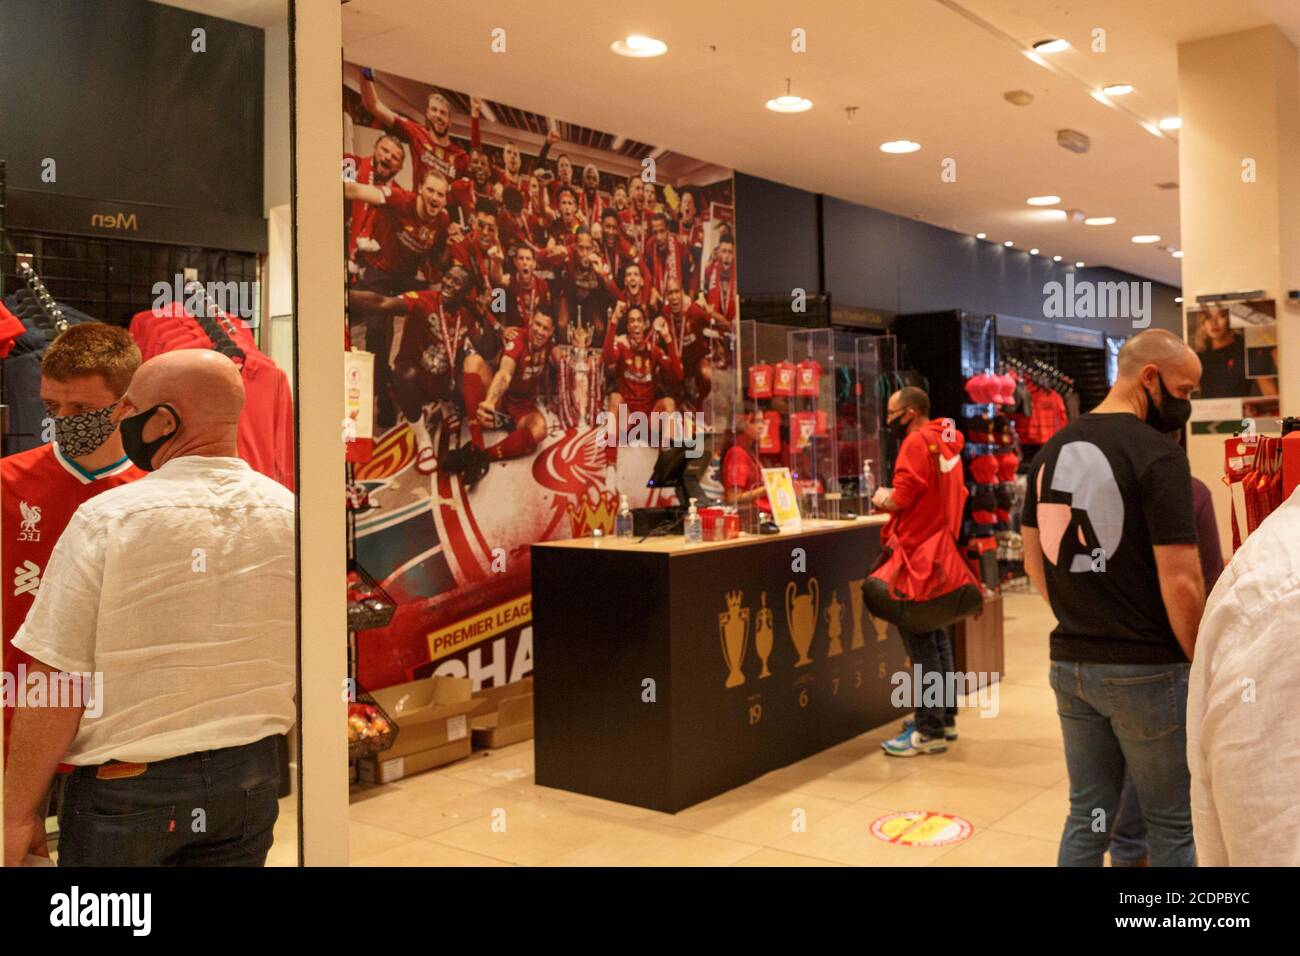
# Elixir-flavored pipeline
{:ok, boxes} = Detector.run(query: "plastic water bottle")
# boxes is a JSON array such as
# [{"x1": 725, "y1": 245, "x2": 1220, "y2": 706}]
[
  {"x1": 684, "y1": 497, "x2": 703, "y2": 543},
  {"x1": 615, "y1": 494, "x2": 634, "y2": 538},
  {"x1": 862, "y1": 460, "x2": 876, "y2": 514}
]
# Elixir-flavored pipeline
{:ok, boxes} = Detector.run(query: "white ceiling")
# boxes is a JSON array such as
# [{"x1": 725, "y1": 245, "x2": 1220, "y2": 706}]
[{"x1": 339, "y1": 0, "x2": 1300, "y2": 287}]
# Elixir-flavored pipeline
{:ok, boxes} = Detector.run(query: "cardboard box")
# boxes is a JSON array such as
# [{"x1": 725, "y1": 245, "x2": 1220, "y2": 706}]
[
  {"x1": 369, "y1": 675, "x2": 479, "y2": 761},
  {"x1": 358, "y1": 738, "x2": 471, "y2": 784},
  {"x1": 471, "y1": 678, "x2": 534, "y2": 750}
]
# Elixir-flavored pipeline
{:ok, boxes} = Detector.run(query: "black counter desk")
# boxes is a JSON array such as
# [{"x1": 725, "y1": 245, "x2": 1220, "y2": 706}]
[{"x1": 531, "y1": 516, "x2": 908, "y2": 813}]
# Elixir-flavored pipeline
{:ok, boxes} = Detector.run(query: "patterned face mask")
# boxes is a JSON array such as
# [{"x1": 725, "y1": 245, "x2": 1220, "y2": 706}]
[{"x1": 53, "y1": 402, "x2": 120, "y2": 459}]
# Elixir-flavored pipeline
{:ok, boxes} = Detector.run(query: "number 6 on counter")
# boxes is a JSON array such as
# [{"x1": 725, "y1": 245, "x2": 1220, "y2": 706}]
[{"x1": 799, "y1": 689, "x2": 809, "y2": 708}]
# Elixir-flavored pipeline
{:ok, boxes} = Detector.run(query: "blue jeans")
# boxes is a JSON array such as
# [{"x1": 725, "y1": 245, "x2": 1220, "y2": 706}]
[
  {"x1": 899, "y1": 627, "x2": 957, "y2": 740},
  {"x1": 58, "y1": 736, "x2": 281, "y2": 867},
  {"x1": 1049, "y1": 661, "x2": 1194, "y2": 867},
  {"x1": 1110, "y1": 769, "x2": 1147, "y2": 864}
]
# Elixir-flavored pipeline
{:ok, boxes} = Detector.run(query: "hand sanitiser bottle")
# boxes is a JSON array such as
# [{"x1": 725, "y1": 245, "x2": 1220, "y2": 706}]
[
  {"x1": 615, "y1": 494, "x2": 634, "y2": 538},
  {"x1": 684, "y1": 497, "x2": 703, "y2": 543},
  {"x1": 862, "y1": 460, "x2": 876, "y2": 514}
]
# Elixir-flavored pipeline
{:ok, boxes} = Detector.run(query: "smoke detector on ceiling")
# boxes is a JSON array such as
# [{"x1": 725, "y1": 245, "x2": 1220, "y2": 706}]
[
  {"x1": 1057, "y1": 129, "x2": 1091, "y2": 154},
  {"x1": 1004, "y1": 90, "x2": 1034, "y2": 106}
]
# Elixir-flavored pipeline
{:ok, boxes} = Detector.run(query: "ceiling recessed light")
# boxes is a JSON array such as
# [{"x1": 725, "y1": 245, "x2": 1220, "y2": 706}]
[
  {"x1": 1075, "y1": 261, "x2": 1085, "y2": 267},
  {"x1": 1029, "y1": 248, "x2": 1039, "y2": 255},
  {"x1": 880, "y1": 140, "x2": 921, "y2": 153},
  {"x1": 1172, "y1": 250, "x2": 1184, "y2": 258},
  {"x1": 1131, "y1": 235, "x2": 1161, "y2": 244},
  {"x1": 1052, "y1": 255, "x2": 1062, "y2": 262},
  {"x1": 1032, "y1": 38, "x2": 1070, "y2": 54},
  {"x1": 975, "y1": 232, "x2": 986, "y2": 239},
  {"x1": 611, "y1": 35, "x2": 667, "y2": 58},
  {"x1": 1175, "y1": 296, "x2": 1184, "y2": 303},
  {"x1": 766, "y1": 78, "x2": 811, "y2": 113},
  {"x1": 1102, "y1": 83, "x2": 1134, "y2": 96},
  {"x1": 1003, "y1": 240, "x2": 1014, "y2": 247},
  {"x1": 1084, "y1": 216, "x2": 1116, "y2": 226},
  {"x1": 1042, "y1": 209, "x2": 1068, "y2": 220},
  {"x1": 1026, "y1": 195, "x2": 1061, "y2": 206},
  {"x1": 767, "y1": 95, "x2": 812, "y2": 112},
  {"x1": 1158, "y1": 116, "x2": 1182, "y2": 131}
]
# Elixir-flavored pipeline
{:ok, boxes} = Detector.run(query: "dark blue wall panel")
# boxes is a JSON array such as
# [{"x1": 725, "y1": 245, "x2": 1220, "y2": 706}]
[{"x1": 734, "y1": 173, "x2": 821, "y2": 296}]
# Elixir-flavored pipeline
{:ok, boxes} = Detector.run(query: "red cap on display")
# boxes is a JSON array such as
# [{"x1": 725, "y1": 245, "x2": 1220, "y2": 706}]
[
  {"x1": 996, "y1": 451, "x2": 1020, "y2": 482},
  {"x1": 964, "y1": 374, "x2": 991, "y2": 404},
  {"x1": 994, "y1": 373, "x2": 1017, "y2": 405},
  {"x1": 969, "y1": 453, "x2": 1000, "y2": 485},
  {"x1": 970, "y1": 490, "x2": 998, "y2": 525}
]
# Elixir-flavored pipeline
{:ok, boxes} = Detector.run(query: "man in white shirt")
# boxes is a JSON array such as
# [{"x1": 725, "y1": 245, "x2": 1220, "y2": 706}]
[
  {"x1": 1187, "y1": 484, "x2": 1300, "y2": 866},
  {"x1": 4, "y1": 349, "x2": 295, "y2": 867}
]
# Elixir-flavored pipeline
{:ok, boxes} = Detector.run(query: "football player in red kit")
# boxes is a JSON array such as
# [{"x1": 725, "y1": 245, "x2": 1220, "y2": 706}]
[
  {"x1": 644, "y1": 212, "x2": 691, "y2": 305},
  {"x1": 603, "y1": 301, "x2": 683, "y2": 419},
  {"x1": 449, "y1": 198, "x2": 506, "y2": 345},
  {"x1": 545, "y1": 153, "x2": 579, "y2": 209},
  {"x1": 597, "y1": 209, "x2": 638, "y2": 293},
  {"x1": 660, "y1": 279, "x2": 712, "y2": 409},
  {"x1": 548, "y1": 186, "x2": 585, "y2": 244},
  {"x1": 345, "y1": 134, "x2": 406, "y2": 262},
  {"x1": 448, "y1": 149, "x2": 496, "y2": 225},
  {"x1": 701, "y1": 231, "x2": 739, "y2": 324},
  {"x1": 502, "y1": 246, "x2": 552, "y2": 329},
  {"x1": 675, "y1": 187, "x2": 706, "y2": 279},
  {"x1": 2, "y1": 324, "x2": 144, "y2": 764},
  {"x1": 579, "y1": 164, "x2": 610, "y2": 222},
  {"x1": 344, "y1": 170, "x2": 452, "y2": 295},
  {"x1": 441, "y1": 310, "x2": 561, "y2": 487},
  {"x1": 363, "y1": 266, "x2": 492, "y2": 474},
  {"x1": 361, "y1": 68, "x2": 469, "y2": 185},
  {"x1": 618, "y1": 261, "x2": 653, "y2": 312}
]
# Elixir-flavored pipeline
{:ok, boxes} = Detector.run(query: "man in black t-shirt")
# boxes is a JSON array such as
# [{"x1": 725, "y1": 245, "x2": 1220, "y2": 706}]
[
  {"x1": 1194, "y1": 308, "x2": 1250, "y2": 398},
  {"x1": 1021, "y1": 329, "x2": 1206, "y2": 868}
]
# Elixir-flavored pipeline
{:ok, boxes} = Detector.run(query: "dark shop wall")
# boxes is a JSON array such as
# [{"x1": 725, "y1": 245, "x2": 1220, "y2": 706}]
[{"x1": 735, "y1": 173, "x2": 1181, "y2": 337}]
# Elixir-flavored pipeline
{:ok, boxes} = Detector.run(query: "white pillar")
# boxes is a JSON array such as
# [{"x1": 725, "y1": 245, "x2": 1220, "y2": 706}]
[{"x1": 1177, "y1": 25, "x2": 1300, "y2": 553}]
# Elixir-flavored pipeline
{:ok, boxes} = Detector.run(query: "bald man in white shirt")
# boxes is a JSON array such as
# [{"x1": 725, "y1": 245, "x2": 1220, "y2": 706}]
[
  {"x1": 1187, "y1": 484, "x2": 1300, "y2": 866},
  {"x1": 4, "y1": 350, "x2": 294, "y2": 867}
]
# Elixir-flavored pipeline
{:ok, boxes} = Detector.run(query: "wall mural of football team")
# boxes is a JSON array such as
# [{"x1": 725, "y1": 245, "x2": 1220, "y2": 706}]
[{"x1": 342, "y1": 64, "x2": 742, "y2": 691}]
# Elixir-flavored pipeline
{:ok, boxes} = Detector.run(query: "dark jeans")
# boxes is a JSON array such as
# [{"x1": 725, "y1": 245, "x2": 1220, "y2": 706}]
[
  {"x1": 1049, "y1": 661, "x2": 1194, "y2": 867},
  {"x1": 899, "y1": 627, "x2": 957, "y2": 740},
  {"x1": 58, "y1": 736, "x2": 280, "y2": 867}
]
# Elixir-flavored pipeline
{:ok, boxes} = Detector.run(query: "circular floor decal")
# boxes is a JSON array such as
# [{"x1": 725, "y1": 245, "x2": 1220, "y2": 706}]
[{"x1": 870, "y1": 810, "x2": 973, "y2": 847}]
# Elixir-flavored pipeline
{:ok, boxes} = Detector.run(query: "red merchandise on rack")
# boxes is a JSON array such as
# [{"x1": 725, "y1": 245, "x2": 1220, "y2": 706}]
[
  {"x1": 1224, "y1": 435, "x2": 1285, "y2": 552},
  {"x1": 773, "y1": 360, "x2": 796, "y2": 397},
  {"x1": 130, "y1": 300, "x2": 295, "y2": 490},
  {"x1": 748, "y1": 362, "x2": 773, "y2": 398}
]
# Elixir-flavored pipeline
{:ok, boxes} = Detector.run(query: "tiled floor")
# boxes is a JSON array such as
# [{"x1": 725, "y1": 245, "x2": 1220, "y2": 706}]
[{"x1": 275, "y1": 591, "x2": 1095, "y2": 867}]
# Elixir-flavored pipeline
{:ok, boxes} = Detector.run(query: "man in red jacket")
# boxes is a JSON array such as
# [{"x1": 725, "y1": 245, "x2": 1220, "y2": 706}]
[{"x1": 871, "y1": 386, "x2": 979, "y2": 756}]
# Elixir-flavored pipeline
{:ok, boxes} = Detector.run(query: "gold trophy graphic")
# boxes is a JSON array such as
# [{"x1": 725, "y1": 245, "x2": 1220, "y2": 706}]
[
  {"x1": 873, "y1": 609, "x2": 890, "y2": 642},
  {"x1": 755, "y1": 592, "x2": 774, "y2": 678},
  {"x1": 825, "y1": 590, "x2": 844, "y2": 657},
  {"x1": 718, "y1": 590, "x2": 751, "y2": 688},
  {"x1": 785, "y1": 578, "x2": 820, "y2": 667},
  {"x1": 847, "y1": 577, "x2": 866, "y2": 649}
]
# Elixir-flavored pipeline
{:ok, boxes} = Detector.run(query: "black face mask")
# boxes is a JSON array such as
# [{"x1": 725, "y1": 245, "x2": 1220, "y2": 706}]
[
  {"x1": 119, "y1": 404, "x2": 181, "y2": 472},
  {"x1": 887, "y1": 410, "x2": 912, "y2": 442},
  {"x1": 1143, "y1": 373, "x2": 1192, "y2": 434}
]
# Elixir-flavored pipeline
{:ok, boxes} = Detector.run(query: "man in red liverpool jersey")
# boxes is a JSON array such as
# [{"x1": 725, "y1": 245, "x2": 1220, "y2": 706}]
[
  {"x1": 448, "y1": 149, "x2": 495, "y2": 226},
  {"x1": 675, "y1": 187, "x2": 705, "y2": 281},
  {"x1": 2, "y1": 324, "x2": 144, "y2": 765},
  {"x1": 621, "y1": 176, "x2": 654, "y2": 248},
  {"x1": 579, "y1": 164, "x2": 610, "y2": 223},
  {"x1": 597, "y1": 209, "x2": 638, "y2": 293},
  {"x1": 544, "y1": 153, "x2": 579, "y2": 209},
  {"x1": 604, "y1": 301, "x2": 683, "y2": 420},
  {"x1": 701, "y1": 230, "x2": 739, "y2": 326},
  {"x1": 548, "y1": 186, "x2": 584, "y2": 245},
  {"x1": 345, "y1": 134, "x2": 406, "y2": 262},
  {"x1": 660, "y1": 279, "x2": 712, "y2": 409},
  {"x1": 441, "y1": 310, "x2": 561, "y2": 487},
  {"x1": 449, "y1": 198, "x2": 506, "y2": 357},
  {"x1": 344, "y1": 170, "x2": 452, "y2": 295},
  {"x1": 618, "y1": 261, "x2": 653, "y2": 312},
  {"x1": 361, "y1": 69, "x2": 469, "y2": 185},
  {"x1": 502, "y1": 246, "x2": 552, "y2": 329},
  {"x1": 644, "y1": 212, "x2": 690, "y2": 307},
  {"x1": 359, "y1": 266, "x2": 492, "y2": 474}
]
